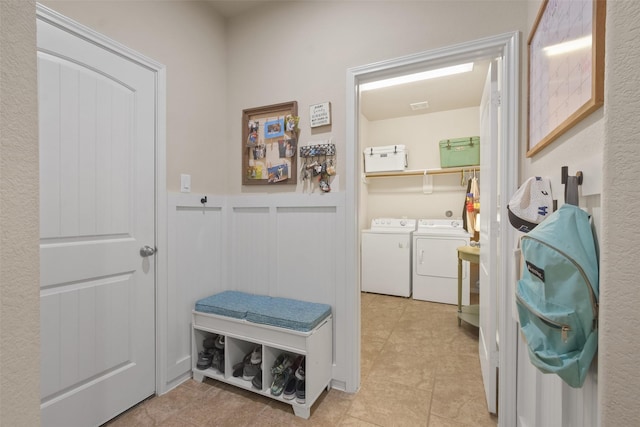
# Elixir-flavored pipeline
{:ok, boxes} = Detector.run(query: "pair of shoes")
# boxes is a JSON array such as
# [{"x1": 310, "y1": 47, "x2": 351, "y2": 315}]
[
  {"x1": 295, "y1": 357, "x2": 305, "y2": 404},
  {"x1": 197, "y1": 334, "x2": 220, "y2": 369},
  {"x1": 270, "y1": 353, "x2": 294, "y2": 396},
  {"x1": 242, "y1": 346, "x2": 262, "y2": 380},
  {"x1": 196, "y1": 349, "x2": 214, "y2": 370}
]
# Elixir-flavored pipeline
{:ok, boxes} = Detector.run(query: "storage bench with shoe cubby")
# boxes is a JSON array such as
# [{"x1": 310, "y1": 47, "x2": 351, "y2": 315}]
[{"x1": 191, "y1": 291, "x2": 333, "y2": 419}]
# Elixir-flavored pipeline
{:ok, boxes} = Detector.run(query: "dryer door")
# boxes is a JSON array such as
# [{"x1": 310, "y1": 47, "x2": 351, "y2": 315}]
[
  {"x1": 415, "y1": 236, "x2": 468, "y2": 279},
  {"x1": 414, "y1": 236, "x2": 470, "y2": 304}
]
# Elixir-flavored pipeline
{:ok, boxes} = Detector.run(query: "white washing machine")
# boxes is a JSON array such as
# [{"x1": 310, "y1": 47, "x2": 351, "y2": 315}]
[
  {"x1": 412, "y1": 219, "x2": 471, "y2": 304},
  {"x1": 361, "y1": 218, "x2": 417, "y2": 297}
]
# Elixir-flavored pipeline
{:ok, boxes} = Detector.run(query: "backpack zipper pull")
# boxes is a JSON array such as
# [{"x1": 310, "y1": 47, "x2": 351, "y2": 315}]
[{"x1": 562, "y1": 326, "x2": 570, "y2": 342}]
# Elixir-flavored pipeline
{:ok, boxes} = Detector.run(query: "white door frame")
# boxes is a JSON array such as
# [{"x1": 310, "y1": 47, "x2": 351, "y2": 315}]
[
  {"x1": 345, "y1": 32, "x2": 520, "y2": 426},
  {"x1": 35, "y1": 3, "x2": 169, "y2": 396}
]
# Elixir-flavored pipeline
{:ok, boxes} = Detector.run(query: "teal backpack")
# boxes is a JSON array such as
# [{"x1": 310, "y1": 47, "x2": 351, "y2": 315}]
[{"x1": 516, "y1": 203, "x2": 599, "y2": 388}]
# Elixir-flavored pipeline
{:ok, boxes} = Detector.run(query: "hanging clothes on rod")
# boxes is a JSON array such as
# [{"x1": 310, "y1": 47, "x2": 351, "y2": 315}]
[
  {"x1": 472, "y1": 171, "x2": 480, "y2": 233},
  {"x1": 465, "y1": 175, "x2": 480, "y2": 234},
  {"x1": 462, "y1": 177, "x2": 472, "y2": 231}
]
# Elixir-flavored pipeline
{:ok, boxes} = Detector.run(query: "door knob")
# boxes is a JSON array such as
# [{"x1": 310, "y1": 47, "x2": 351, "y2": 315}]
[{"x1": 140, "y1": 245, "x2": 156, "y2": 257}]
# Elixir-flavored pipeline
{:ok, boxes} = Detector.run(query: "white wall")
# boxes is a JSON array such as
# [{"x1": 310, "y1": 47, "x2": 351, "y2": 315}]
[
  {"x1": 600, "y1": 1, "x2": 640, "y2": 425},
  {"x1": 364, "y1": 107, "x2": 479, "y2": 222},
  {"x1": 0, "y1": 1, "x2": 40, "y2": 425},
  {"x1": 42, "y1": 0, "x2": 228, "y2": 194}
]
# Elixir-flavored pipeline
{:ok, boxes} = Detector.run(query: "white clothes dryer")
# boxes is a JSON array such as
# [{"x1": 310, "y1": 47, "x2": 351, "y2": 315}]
[
  {"x1": 361, "y1": 218, "x2": 417, "y2": 297},
  {"x1": 412, "y1": 219, "x2": 471, "y2": 304}
]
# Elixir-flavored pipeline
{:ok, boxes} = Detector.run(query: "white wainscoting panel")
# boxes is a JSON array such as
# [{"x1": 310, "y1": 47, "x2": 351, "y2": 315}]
[
  {"x1": 275, "y1": 206, "x2": 337, "y2": 304},
  {"x1": 229, "y1": 206, "x2": 271, "y2": 296},
  {"x1": 162, "y1": 194, "x2": 225, "y2": 390},
  {"x1": 516, "y1": 328, "x2": 598, "y2": 427}
]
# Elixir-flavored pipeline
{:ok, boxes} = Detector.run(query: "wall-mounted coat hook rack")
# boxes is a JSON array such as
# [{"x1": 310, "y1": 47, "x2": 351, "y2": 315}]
[
  {"x1": 561, "y1": 166, "x2": 583, "y2": 206},
  {"x1": 200, "y1": 196, "x2": 207, "y2": 204}
]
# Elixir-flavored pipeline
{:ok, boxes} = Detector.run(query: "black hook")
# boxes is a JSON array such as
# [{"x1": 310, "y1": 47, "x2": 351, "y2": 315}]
[
  {"x1": 200, "y1": 196, "x2": 207, "y2": 204},
  {"x1": 561, "y1": 166, "x2": 583, "y2": 206}
]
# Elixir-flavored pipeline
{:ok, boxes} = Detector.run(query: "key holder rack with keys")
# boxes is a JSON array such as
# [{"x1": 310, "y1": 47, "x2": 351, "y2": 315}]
[{"x1": 299, "y1": 143, "x2": 336, "y2": 192}]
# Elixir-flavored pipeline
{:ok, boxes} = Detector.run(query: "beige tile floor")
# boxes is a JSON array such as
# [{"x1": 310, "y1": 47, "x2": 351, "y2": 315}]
[{"x1": 105, "y1": 293, "x2": 497, "y2": 427}]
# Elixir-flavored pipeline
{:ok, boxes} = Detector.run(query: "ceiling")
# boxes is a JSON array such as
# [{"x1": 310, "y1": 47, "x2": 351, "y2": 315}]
[
  {"x1": 206, "y1": 1, "x2": 489, "y2": 122},
  {"x1": 360, "y1": 60, "x2": 490, "y2": 121}
]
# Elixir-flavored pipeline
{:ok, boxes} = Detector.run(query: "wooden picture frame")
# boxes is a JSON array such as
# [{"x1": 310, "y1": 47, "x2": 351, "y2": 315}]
[
  {"x1": 527, "y1": 0, "x2": 605, "y2": 157},
  {"x1": 242, "y1": 101, "x2": 298, "y2": 185}
]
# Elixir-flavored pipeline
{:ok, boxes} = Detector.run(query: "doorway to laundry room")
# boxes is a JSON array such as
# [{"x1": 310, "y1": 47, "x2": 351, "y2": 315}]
[{"x1": 346, "y1": 32, "x2": 520, "y2": 426}]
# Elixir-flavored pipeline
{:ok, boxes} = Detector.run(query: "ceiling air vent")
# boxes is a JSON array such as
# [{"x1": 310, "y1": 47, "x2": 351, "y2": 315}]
[{"x1": 410, "y1": 101, "x2": 429, "y2": 111}]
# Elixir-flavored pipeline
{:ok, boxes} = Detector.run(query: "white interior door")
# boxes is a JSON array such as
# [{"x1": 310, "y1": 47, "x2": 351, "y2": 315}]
[
  {"x1": 479, "y1": 60, "x2": 499, "y2": 414},
  {"x1": 38, "y1": 15, "x2": 156, "y2": 427}
]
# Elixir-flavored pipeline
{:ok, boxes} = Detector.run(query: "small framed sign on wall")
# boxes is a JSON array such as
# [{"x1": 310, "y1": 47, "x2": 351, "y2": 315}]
[{"x1": 310, "y1": 102, "x2": 331, "y2": 128}]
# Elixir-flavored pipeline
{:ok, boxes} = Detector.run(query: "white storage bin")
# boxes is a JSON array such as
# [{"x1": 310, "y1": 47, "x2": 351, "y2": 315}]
[{"x1": 363, "y1": 145, "x2": 408, "y2": 172}]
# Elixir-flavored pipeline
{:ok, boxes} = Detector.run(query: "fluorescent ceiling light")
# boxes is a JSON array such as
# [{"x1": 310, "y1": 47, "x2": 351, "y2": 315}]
[
  {"x1": 360, "y1": 62, "x2": 474, "y2": 91},
  {"x1": 544, "y1": 36, "x2": 592, "y2": 56}
]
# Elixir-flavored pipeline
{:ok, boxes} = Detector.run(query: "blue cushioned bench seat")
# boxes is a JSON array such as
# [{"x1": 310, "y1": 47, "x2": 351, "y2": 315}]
[
  {"x1": 194, "y1": 291, "x2": 331, "y2": 332},
  {"x1": 194, "y1": 290, "x2": 258, "y2": 320}
]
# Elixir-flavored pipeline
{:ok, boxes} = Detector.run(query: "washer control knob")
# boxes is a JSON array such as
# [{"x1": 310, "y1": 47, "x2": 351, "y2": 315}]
[{"x1": 400, "y1": 219, "x2": 407, "y2": 226}]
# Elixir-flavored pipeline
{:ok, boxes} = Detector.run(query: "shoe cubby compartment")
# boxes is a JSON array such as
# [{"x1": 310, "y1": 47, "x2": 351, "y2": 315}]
[
  {"x1": 192, "y1": 329, "x2": 225, "y2": 378},
  {"x1": 226, "y1": 337, "x2": 258, "y2": 388},
  {"x1": 192, "y1": 310, "x2": 332, "y2": 419}
]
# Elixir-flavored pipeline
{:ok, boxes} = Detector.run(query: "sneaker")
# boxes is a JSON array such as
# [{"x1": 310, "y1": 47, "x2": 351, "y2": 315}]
[
  {"x1": 282, "y1": 376, "x2": 297, "y2": 400},
  {"x1": 196, "y1": 349, "x2": 213, "y2": 370},
  {"x1": 251, "y1": 368, "x2": 262, "y2": 389},
  {"x1": 295, "y1": 378, "x2": 306, "y2": 404},
  {"x1": 294, "y1": 357, "x2": 306, "y2": 403},
  {"x1": 290, "y1": 355, "x2": 304, "y2": 374},
  {"x1": 271, "y1": 353, "x2": 292, "y2": 375},
  {"x1": 295, "y1": 357, "x2": 305, "y2": 382},
  {"x1": 212, "y1": 348, "x2": 224, "y2": 373},
  {"x1": 232, "y1": 362, "x2": 244, "y2": 378},
  {"x1": 243, "y1": 360, "x2": 261, "y2": 380},
  {"x1": 271, "y1": 367, "x2": 292, "y2": 396},
  {"x1": 214, "y1": 335, "x2": 225, "y2": 350},
  {"x1": 250, "y1": 346, "x2": 262, "y2": 364},
  {"x1": 203, "y1": 335, "x2": 217, "y2": 350},
  {"x1": 232, "y1": 349, "x2": 254, "y2": 377}
]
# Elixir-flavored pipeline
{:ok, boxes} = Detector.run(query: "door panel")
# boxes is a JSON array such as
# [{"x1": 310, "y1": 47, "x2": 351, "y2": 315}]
[
  {"x1": 479, "y1": 60, "x2": 499, "y2": 414},
  {"x1": 38, "y1": 15, "x2": 156, "y2": 427}
]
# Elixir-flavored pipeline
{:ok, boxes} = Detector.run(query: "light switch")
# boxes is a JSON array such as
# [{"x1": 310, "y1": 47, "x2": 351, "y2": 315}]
[{"x1": 180, "y1": 174, "x2": 191, "y2": 193}]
